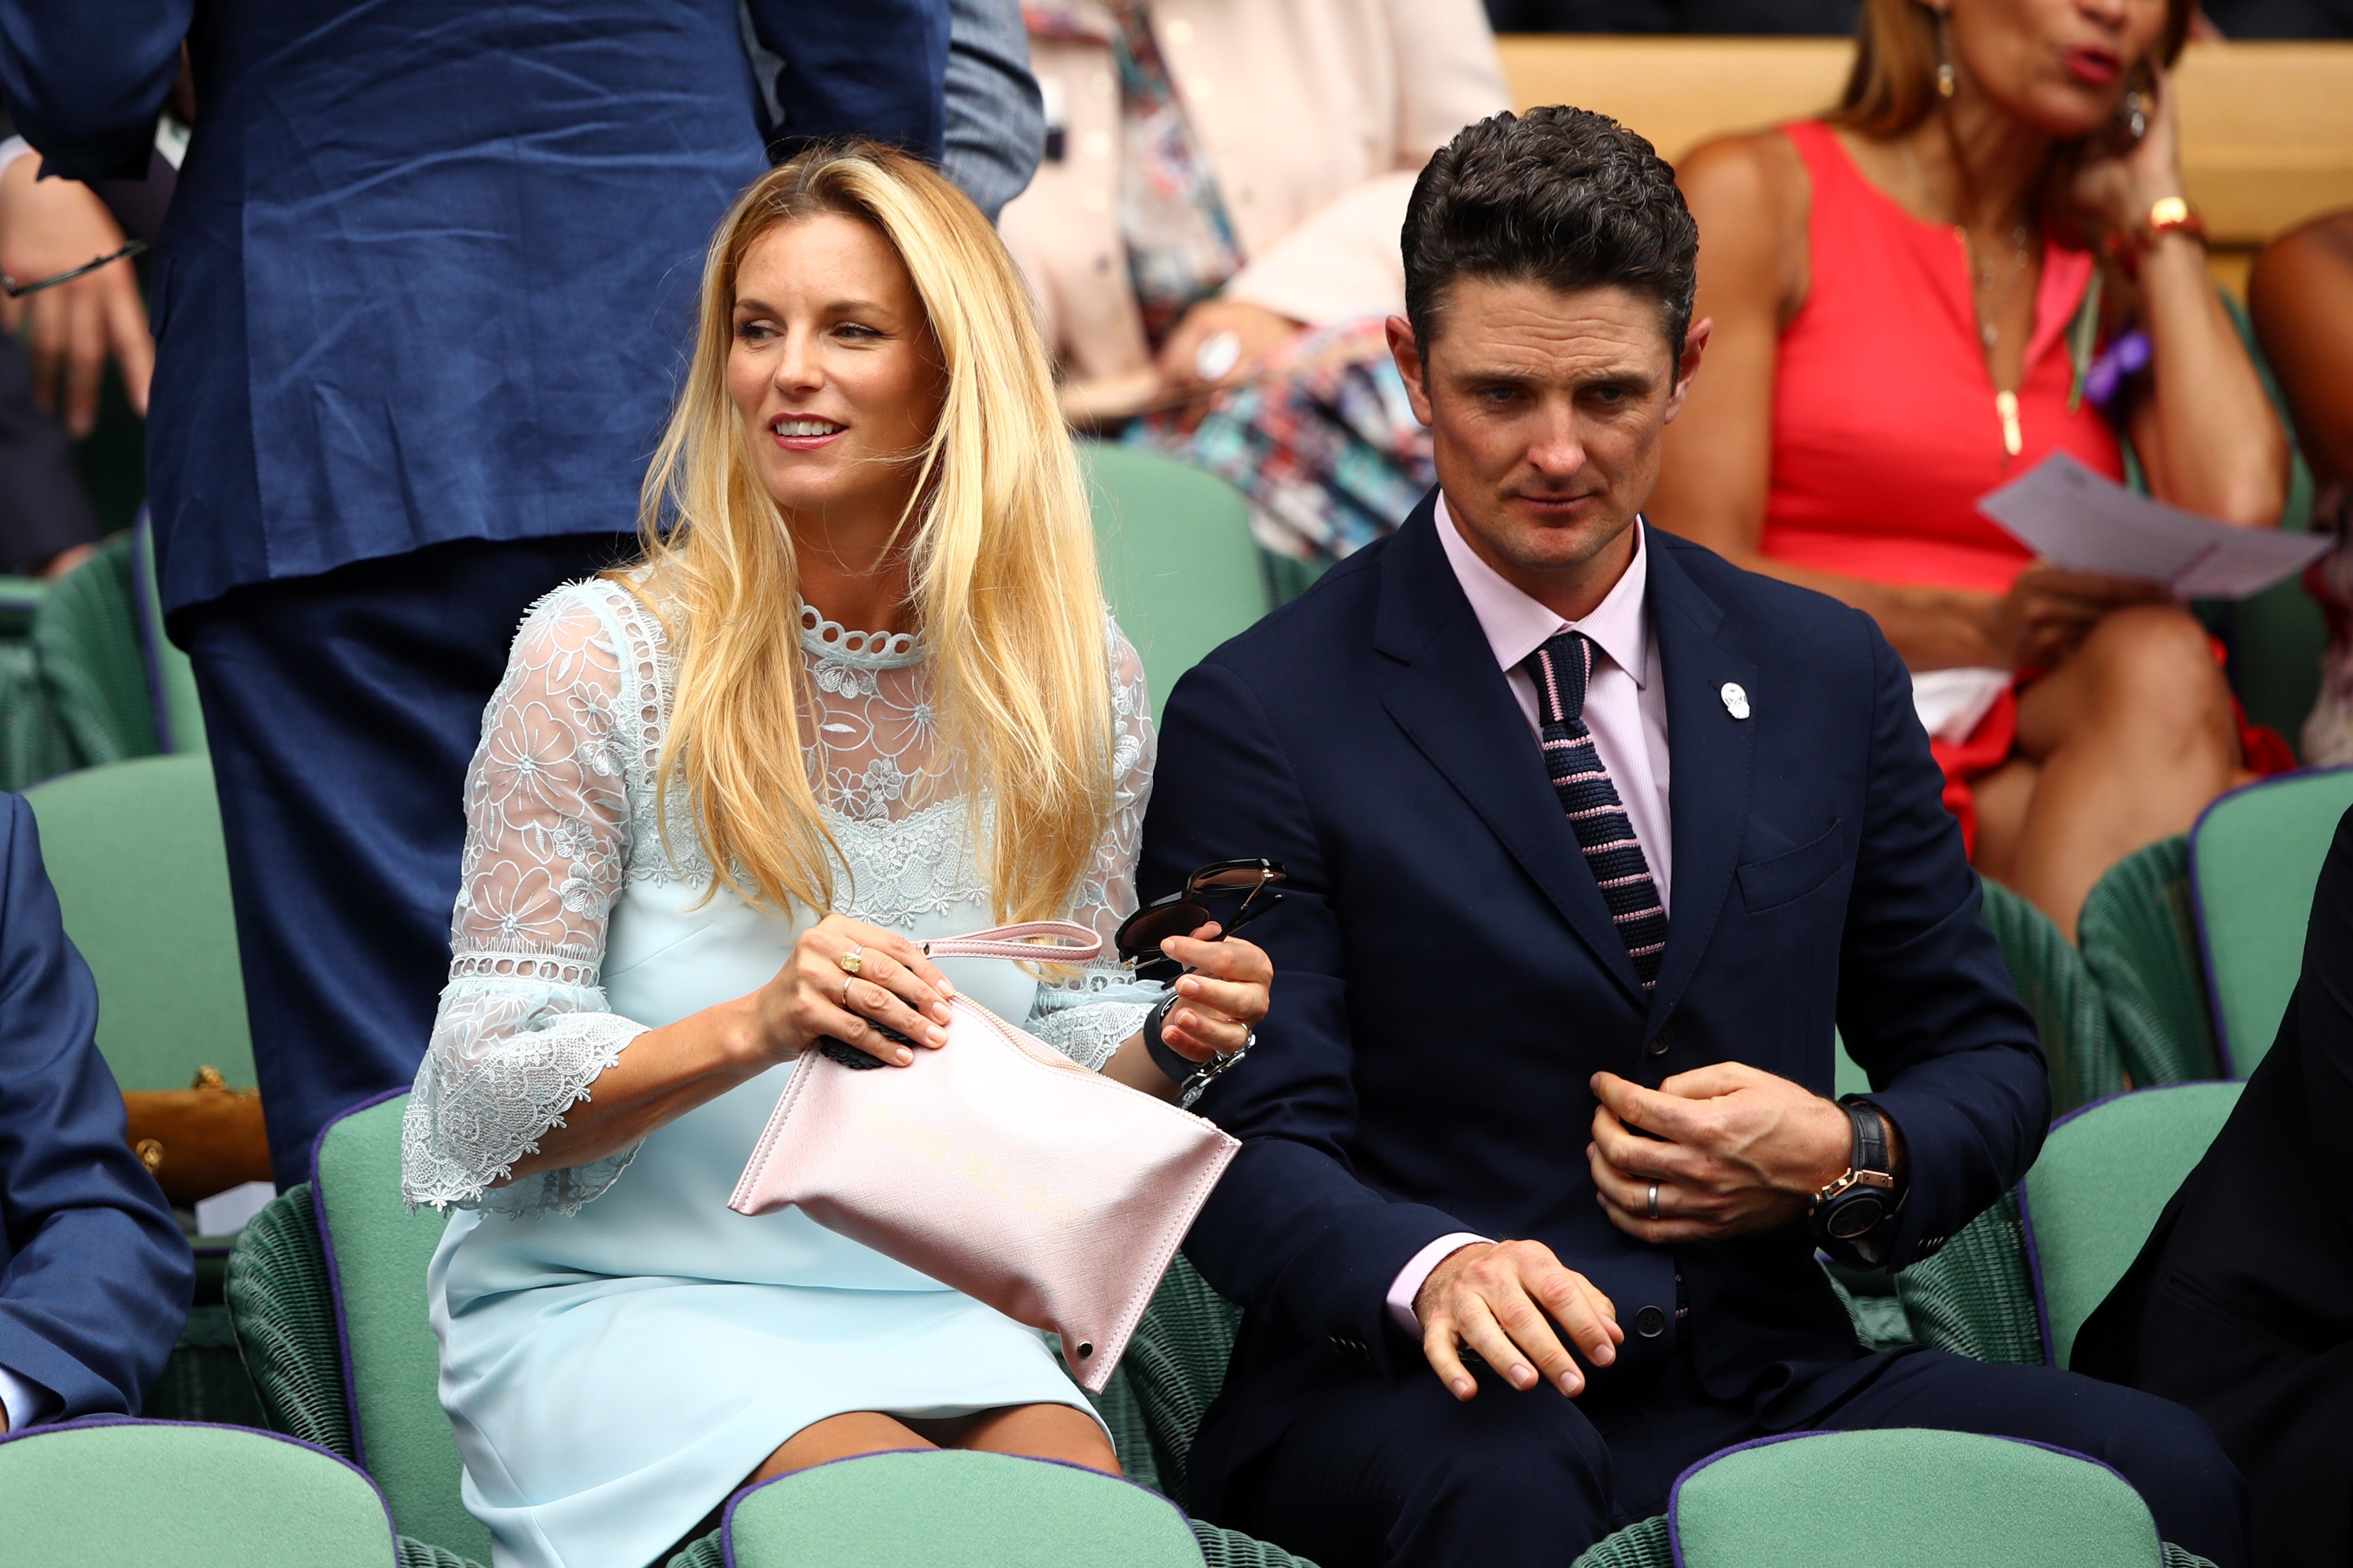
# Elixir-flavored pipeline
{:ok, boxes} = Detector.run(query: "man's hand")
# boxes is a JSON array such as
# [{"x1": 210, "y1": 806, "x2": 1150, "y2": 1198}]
[
  {"x1": 0, "y1": 156, "x2": 155, "y2": 437},
  {"x1": 1411, "y1": 1239, "x2": 1623, "y2": 1402},
  {"x1": 1587, "y1": 1064, "x2": 1854, "y2": 1244}
]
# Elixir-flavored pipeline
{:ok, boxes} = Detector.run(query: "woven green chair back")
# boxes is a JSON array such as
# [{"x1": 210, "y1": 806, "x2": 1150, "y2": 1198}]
[
  {"x1": 1893, "y1": 1189, "x2": 2042, "y2": 1365},
  {"x1": 725, "y1": 1449, "x2": 1202, "y2": 1567},
  {"x1": 2190, "y1": 771, "x2": 2353, "y2": 1074},
  {"x1": 1978, "y1": 877, "x2": 2123, "y2": 1113},
  {"x1": 0, "y1": 1419, "x2": 399, "y2": 1564},
  {"x1": 134, "y1": 516, "x2": 207, "y2": 752},
  {"x1": 1671, "y1": 1429, "x2": 2161, "y2": 1568},
  {"x1": 33, "y1": 530, "x2": 159, "y2": 767},
  {"x1": 2079, "y1": 837, "x2": 2220, "y2": 1085},
  {"x1": 314, "y1": 1092, "x2": 490, "y2": 1562},
  {"x1": 1081, "y1": 443, "x2": 1264, "y2": 724},
  {"x1": 2020, "y1": 1081, "x2": 2242, "y2": 1369},
  {"x1": 22, "y1": 753, "x2": 254, "y2": 1090}
]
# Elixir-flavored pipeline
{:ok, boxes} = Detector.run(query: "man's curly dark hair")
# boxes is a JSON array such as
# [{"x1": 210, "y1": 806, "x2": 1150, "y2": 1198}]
[{"x1": 1402, "y1": 106, "x2": 1699, "y2": 361}]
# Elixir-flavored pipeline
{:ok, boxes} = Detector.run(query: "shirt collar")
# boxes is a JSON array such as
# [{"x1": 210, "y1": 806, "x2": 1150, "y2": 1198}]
[{"x1": 1434, "y1": 492, "x2": 1651, "y2": 689}]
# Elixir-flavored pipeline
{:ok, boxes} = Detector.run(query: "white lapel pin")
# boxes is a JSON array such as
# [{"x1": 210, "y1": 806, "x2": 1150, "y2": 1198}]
[{"x1": 1719, "y1": 682, "x2": 1750, "y2": 720}]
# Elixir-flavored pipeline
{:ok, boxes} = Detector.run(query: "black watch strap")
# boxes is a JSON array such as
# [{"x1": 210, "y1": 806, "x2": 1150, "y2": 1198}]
[
  {"x1": 1142, "y1": 991, "x2": 1193, "y2": 1083},
  {"x1": 1842, "y1": 1097, "x2": 1891, "y2": 1182}
]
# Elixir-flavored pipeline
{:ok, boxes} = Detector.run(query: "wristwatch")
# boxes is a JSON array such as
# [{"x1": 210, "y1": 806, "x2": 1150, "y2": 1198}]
[{"x1": 1808, "y1": 1097, "x2": 1899, "y2": 1250}]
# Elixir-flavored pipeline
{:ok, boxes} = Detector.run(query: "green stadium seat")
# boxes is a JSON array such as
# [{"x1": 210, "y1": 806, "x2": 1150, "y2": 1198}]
[
  {"x1": 33, "y1": 530, "x2": 161, "y2": 768},
  {"x1": 1572, "y1": 1428, "x2": 2212, "y2": 1568},
  {"x1": 1978, "y1": 877, "x2": 2125, "y2": 1113},
  {"x1": 2078, "y1": 838, "x2": 2222, "y2": 1086},
  {"x1": 0, "y1": 1418, "x2": 403, "y2": 1565},
  {"x1": 721, "y1": 1449, "x2": 1202, "y2": 1567},
  {"x1": 21, "y1": 753, "x2": 253, "y2": 1092},
  {"x1": 228, "y1": 1093, "x2": 1317, "y2": 1567},
  {"x1": 1081, "y1": 443, "x2": 1265, "y2": 723},
  {"x1": 2189, "y1": 769, "x2": 2353, "y2": 1074},
  {"x1": 2019, "y1": 1081, "x2": 2243, "y2": 1371}
]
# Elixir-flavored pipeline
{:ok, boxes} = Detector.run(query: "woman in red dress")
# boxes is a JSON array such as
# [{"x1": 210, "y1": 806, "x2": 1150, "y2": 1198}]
[{"x1": 1654, "y1": 0, "x2": 2290, "y2": 938}]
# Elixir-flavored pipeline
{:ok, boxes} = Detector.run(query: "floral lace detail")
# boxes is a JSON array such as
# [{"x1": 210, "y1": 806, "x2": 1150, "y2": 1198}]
[{"x1": 400, "y1": 578, "x2": 1163, "y2": 1218}]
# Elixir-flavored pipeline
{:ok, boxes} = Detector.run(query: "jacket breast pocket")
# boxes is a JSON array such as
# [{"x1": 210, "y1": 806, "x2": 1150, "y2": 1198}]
[{"x1": 1737, "y1": 818, "x2": 1848, "y2": 913}]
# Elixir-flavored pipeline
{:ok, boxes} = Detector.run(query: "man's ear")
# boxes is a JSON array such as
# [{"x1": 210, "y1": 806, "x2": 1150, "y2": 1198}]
[
  {"x1": 1662, "y1": 317, "x2": 1712, "y2": 425},
  {"x1": 1385, "y1": 315, "x2": 1436, "y2": 428}
]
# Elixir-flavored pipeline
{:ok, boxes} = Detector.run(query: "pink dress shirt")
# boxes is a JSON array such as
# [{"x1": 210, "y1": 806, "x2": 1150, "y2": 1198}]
[{"x1": 1385, "y1": 497, "x2": 1676, "y2": 1333}]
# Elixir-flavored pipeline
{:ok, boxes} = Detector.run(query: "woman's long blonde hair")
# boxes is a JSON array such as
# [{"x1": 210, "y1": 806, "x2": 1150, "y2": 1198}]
[
  {"x1": 626, "y1": 141, "x2": 1113, "y2": 924},
  {"x1": 1833, "y1": 0, "x2": 2192, "y2": 138}
]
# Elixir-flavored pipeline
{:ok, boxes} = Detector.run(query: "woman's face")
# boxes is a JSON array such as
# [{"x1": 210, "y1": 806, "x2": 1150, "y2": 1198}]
[
  {"x1": 1942, "y1": 0, "x2": 2171, "y2": 139},
  {"x1": 727, "y1": 214, "x2": 945, "y2": 530}
]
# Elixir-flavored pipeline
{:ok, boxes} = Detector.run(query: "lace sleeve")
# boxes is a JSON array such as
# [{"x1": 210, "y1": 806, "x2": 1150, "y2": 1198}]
[
  {"x1": 400, "y1": 585, "x2": 651, "y2": 1217},
  {"x1": 1028, "y1": 617, "x2": 1167, "y2": 1073}
]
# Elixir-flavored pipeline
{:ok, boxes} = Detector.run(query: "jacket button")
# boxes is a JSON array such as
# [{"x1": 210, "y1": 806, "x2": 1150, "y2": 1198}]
[
  {"x1": 1646, "y1": 1024, "x2": 1675, "y2": 1056},
  {"x1": 1634, "y1": 1305, "x2": 1668, "y2": 1338}
]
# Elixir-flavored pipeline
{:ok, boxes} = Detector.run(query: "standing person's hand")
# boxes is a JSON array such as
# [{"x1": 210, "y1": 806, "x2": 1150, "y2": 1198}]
[
  {"x1": 1586, "y1": 1064, "x2": 1866, "y2": 1243},
  {"x1": 1152, "y1": 299, "x2": 1302, "y2": 431},
  {"x1": 747, "y1": 915, "x2": 959, "y2": 1066},
  {"x1": 0, "y1": 157, "x2": 153, "y2": 437},
  {"x1": 1985, "y1": 563, "x2": 2165, "y2": 669},
  {"x1": 1411, "y1": 1239, "x2": 1624, "y2": 1401}
]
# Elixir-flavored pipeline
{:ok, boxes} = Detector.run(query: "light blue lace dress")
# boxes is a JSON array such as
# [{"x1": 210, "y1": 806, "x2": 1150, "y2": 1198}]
[{"x1": 399, "y1": 579, "x2": 1162, "y2": 1568}]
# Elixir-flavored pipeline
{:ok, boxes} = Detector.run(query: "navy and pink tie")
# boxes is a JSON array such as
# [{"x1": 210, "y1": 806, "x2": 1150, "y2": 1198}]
[{"x1": 1526, "y1": 631, "x2": 1667, "y2": 990}]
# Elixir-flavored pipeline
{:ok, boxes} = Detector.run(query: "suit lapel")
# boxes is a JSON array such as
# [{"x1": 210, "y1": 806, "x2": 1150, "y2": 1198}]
[
  {"x1": 1643, "y1": 533, "x2": 1756, "y2": 1033},
  {"x1": 1375, "y1": 499, "x2": 1648, "y2": 1004}
]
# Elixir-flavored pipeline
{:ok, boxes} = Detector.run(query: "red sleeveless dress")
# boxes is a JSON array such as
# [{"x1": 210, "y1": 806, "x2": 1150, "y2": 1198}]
[{"x1": 1763, "y1": 121, "x2": 2286, "y2": 851}]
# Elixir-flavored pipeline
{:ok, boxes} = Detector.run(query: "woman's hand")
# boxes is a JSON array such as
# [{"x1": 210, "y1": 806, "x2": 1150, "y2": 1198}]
[
  {"x1": 0, "y1": 157, "x2": 153, "y2": 437},
  {"x1": 746, "y1": 915, "x2": 959, "y2": 1067},
  {"x1": 1153, "y1": 921, "x2": 1273, "y2": 1064},
  {"x1": 1152, "y1": 300, "x2": 1304, "y2": 432},
  {"x1": 1985, "y1": 563, "x2": 2165, "y2": 669},
  {"x1": 2070, "y1": 58, "x2": 2188, "y2": 242}
]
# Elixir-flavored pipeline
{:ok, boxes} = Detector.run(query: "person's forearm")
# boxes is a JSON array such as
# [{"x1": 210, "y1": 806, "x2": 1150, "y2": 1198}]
[
  {"x1": 2136, "y1": 233, "x2": 2289, "y2": 526},
  {"x1": 502, "y1": 997, "x2": 776, "y2": 1181},
  {"x1": 1706, "y1": 546, "x2": 2005, "y2": 670},
  {"x1": 1099, "y1": 1029, "x2": 1184, "y2": 1102}
]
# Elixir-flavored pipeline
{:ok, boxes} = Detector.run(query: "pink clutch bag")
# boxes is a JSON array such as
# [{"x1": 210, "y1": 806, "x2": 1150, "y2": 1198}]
[{"x1": 727, "y1": 921, "x2": 1240, "y2": 1394}]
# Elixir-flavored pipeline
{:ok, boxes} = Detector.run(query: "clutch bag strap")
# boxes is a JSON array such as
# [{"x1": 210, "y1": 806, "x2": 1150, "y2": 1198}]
[{"x1": 919, "y1": 920, "x2": 1102, "y2": 963}]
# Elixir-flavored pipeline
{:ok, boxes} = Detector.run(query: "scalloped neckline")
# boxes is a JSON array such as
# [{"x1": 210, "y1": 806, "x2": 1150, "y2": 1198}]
[{"x1": 798, "y1": 602, "x2": 925, "y2": 669}]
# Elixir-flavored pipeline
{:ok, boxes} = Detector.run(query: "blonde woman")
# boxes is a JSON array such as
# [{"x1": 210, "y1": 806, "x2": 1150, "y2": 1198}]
[{"x1": 399, "y1": 142, "x2": 1272, "y2": 1568}]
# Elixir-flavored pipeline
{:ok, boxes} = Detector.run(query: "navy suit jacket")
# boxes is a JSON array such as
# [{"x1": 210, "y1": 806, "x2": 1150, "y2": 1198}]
[
  {"x1": 0, "y1": 796, "x2": 192, "y2": 1422},
  {"x1": 1143, "y1": 496, "x2": 2049, "y2": 1514},
  {"x1": 0, "y1": 0, "x2": 947, "y2": 613}
]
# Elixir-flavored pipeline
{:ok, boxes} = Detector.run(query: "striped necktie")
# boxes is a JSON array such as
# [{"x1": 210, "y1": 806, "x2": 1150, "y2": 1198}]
[{"x1": 1526, "y1": 631, "x2": 1667, "y2": 990}]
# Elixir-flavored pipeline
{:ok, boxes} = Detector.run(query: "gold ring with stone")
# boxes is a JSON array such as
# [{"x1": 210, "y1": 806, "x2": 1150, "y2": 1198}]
[{"x1": 838, "y1": 946, "x2": 864, "y2": 977}]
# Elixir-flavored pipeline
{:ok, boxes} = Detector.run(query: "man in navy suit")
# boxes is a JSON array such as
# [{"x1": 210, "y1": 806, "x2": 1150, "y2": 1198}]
[
  {"x1": 1143, "y1": 107, "x2": 2246, "y2": 1567},
  {"x1": 0, "y1": 795, "x2": 191, "y2": 1433},
  {"x1": 0, "y1": 0, "x2": 999, "y2": 1185}
]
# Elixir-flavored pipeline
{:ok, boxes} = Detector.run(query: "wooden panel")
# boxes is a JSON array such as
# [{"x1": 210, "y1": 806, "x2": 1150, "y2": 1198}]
[{"x1": 1497, "y1": 37, "x2": 2353, "y2": 254}]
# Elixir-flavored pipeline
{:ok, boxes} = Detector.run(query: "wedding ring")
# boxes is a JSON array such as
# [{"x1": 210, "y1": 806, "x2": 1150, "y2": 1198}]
[
  {"x1": 842, "y1": 973, "x2": 857, "y2": 1009},
  {"x1": 1648, "y1": 1182, "x2": 1660, "y2": 1222},
  {"x1": 837, "y1": 946, "x2": 864, "y2": 976},
  {"x1": 1194, "y1": 329, "x2": 1242, "y2": 382}
]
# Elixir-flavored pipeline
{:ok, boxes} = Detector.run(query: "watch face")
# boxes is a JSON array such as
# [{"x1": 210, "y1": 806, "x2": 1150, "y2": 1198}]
[{"x1": 1825, "y1": 1194, "x2": 1888, "y2": 1240}]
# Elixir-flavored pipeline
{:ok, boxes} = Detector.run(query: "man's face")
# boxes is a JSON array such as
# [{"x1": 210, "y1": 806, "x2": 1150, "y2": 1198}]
[{"x1": 1388, "y1": 278, "x2": 1706, "y2": 596}]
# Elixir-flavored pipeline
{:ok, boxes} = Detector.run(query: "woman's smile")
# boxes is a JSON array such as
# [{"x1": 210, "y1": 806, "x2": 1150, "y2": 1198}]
[{"x1": 769, "y1": 414, "x2": 848, "y2": 451}]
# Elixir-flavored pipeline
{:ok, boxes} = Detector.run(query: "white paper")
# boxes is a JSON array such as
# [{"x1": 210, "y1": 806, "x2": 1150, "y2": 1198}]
[
  {"x1": 1977, "y1": 453, "x2": 2329, "y2": 600},
  {"x1": 194, "y1": 1180, "x2": 277, "y2": 1238}
]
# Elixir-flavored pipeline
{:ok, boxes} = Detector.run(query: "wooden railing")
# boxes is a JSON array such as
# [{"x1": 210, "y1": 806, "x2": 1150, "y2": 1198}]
[{"x1": 1497, "y1": 37, "x2": 2353, "y2": 294}]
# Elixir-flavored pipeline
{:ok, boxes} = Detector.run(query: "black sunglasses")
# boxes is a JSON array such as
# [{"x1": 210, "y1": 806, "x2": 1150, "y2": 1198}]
[{"x1": 1115, "y1": 858, "x2": 1287, "y2": 980}]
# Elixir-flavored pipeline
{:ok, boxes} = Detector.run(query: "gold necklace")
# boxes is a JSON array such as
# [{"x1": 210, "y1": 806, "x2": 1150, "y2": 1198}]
[{"x1": 1901, "y1": 136, "x2": 2035, "y2": 459}]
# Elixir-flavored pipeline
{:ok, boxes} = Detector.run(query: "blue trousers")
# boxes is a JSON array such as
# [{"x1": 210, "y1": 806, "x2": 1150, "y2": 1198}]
[
  {"x1": 178, "y1": 533, "x2": 637, "y2": 1187},
  {"x1": 1222, "y1": 1340, "x2": 2248, "y2": 1568}
]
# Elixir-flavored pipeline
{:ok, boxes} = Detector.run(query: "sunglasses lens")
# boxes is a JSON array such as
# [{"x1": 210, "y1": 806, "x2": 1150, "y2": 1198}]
[
  {"x1": 1194, "y1": 865, "x2": 1274, "y2": 892},
  {"x1": 1119, "y1": 901, "x2": 1208, "y2": 957}
]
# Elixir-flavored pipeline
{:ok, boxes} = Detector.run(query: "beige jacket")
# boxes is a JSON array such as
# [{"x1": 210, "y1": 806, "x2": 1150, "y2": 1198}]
[{"x1": 1001, "y1": 0, "x2": 1507, "y2": 405}]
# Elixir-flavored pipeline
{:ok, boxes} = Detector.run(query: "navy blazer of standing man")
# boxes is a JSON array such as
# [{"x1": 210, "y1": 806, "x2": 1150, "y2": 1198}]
[
  {"x1": 0, "y1": 0, "x2": 992, "y2": 1185},
  {"x1": 1141, "y1": 107, "x2": 2245, "y2": 1568}
]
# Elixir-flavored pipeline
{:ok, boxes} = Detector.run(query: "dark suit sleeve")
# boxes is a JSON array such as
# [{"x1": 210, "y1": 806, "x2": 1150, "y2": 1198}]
[
  {"x1": 1148, "y1": 659, "x2": 1472, "y2": 1375},
  {"x1": 1837, "y1": 624, "x2": 2049, "y2": 1268},
  {"x1": 0, "y1": 797, "x2": 192, "y2": 1422},
  {"x1": 0, "y1": 1, "x2": 187, "y2": 180},
  {"x1": 744, "y1": 0, "x2": 951, "y2": 164}
]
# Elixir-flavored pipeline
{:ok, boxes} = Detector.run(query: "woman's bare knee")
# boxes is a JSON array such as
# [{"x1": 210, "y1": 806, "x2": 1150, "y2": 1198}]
[
  {"x1": 2036, "y1": 605, "x2": 2235, "y2": 757},
  {"x1": 751, "y1": 1410, "x2": 934, "y2": 1485},
  {"x1": 949, "y1": 1402, "x2": 1120, "y2": 1474}
]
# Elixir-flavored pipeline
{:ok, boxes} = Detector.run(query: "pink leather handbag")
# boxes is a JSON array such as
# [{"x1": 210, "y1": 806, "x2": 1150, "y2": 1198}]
[{"x1": 728, "y1": 921, "x2": 1240, "y2": 1393}]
